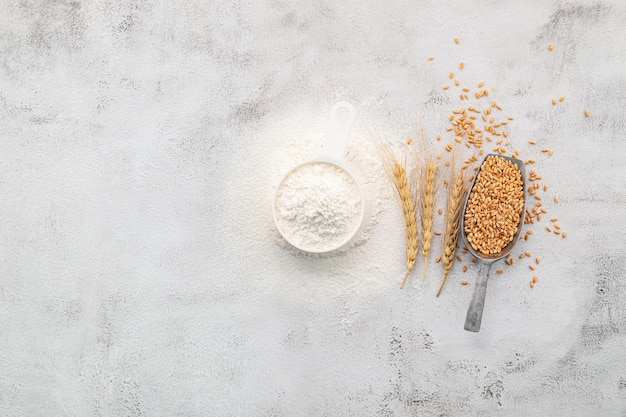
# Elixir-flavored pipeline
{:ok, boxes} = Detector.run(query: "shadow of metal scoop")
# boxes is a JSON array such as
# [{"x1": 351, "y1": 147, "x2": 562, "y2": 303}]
[{"x1": 461, "y1": 154, "x2": 526, "y2": 332}]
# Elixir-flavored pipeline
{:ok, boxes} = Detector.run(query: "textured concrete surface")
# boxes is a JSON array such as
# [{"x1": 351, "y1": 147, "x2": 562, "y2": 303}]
[{"x1": 1, "y1": 1, "x2": 626, "y2": 416}]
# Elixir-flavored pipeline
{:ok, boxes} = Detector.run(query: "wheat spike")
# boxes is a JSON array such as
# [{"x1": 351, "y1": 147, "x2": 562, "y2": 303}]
[
  {"x1": 377, "y1": 139, "x2": 418, "y2": 289},
  {"x1": 436, "y1": 167, "x2": 466, "y2": 297},
  {"x1": 420, "y1": 158, "x2": 437, "y2": 280},
  {"x1": 393, "y1": 160, "x2": 418, "y2": 288}
]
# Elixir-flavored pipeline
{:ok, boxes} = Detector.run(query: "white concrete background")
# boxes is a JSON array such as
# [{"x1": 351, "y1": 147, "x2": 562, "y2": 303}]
[{"x1": 1, "y1": 0, "x2": 625, "y2": 416}]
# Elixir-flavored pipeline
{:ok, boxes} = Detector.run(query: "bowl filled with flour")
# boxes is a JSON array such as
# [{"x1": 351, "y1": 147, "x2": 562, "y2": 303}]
[{"x1": 273, "y1": 102, "x2": 364, "y2": 253}]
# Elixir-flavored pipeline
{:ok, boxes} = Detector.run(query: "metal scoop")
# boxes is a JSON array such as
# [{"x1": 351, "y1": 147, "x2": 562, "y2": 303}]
[{"x1": 462, "y1": 154, "x2": 526, "y2": 332}]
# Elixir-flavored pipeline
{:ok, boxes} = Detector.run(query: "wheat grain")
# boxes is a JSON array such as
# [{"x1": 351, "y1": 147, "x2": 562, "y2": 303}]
[{"x1": 464, "y1": 156, "x2": 524, "y2": 255}]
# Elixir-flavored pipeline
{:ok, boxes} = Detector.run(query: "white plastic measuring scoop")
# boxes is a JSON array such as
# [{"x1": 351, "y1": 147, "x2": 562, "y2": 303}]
[{"x1": 272, "y1": 102, "x2": 364, "y2": 253}]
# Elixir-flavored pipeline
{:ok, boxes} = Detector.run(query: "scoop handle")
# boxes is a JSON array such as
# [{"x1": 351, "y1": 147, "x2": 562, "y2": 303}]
[
  {"x1": 464, "y1": 261, "x2": 493, "y2": 332},
  {"x1": 318, "y1": 102, "x2": 356, "y2": 165}
]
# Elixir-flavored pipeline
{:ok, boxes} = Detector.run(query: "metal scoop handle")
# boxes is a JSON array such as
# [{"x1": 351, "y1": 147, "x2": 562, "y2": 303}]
[{"x1": 464, "y1": 261, "x2": 493, "y2": 332}]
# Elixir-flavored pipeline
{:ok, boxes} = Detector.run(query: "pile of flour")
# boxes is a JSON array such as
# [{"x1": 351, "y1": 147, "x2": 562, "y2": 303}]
[{"x1": 274, "y1": 162, "x2": 363, "y2": 251}]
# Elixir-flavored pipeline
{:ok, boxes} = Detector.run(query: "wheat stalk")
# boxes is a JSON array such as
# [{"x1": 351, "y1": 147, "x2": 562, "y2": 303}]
[
  {"x1": 377, "y1": 139, "x2": 418, "y2": 289},
  {"x1": 436, "y1": 165, "x2": 466, "y2": 297},
  {"x1": 420, "y1": 158, "x2": 437, "y2": 280}
]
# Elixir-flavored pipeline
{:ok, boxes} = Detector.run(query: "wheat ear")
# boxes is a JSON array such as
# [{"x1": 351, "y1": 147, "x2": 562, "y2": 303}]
[
  {"x1": 436, "y1": 168, "x2": 465, "y2": 297},
  {"x1": 393, "y1": 160, "x2": 418, "y2": 289},
  {"x1": 420, "y1": 158, "x2": 437, "y2": 280},
  {"x1": 376, "y1": 139, "x2": 418, "y2": 288}
]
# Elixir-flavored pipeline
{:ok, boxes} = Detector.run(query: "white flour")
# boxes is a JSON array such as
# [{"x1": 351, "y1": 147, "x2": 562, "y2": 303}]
[{"x1": 274, "y1": 162, "x2": 363, "y2": 251}]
